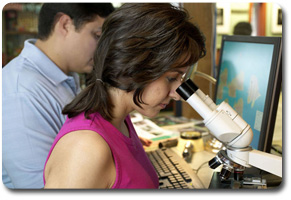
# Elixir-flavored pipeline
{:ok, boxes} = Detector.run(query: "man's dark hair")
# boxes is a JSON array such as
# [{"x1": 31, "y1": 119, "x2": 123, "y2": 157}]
[{"x1": 38, "y1": 3, "x2": 114, "y2": 40}]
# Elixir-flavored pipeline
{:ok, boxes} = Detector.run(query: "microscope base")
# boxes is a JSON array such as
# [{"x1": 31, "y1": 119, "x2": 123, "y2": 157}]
[{"x1": 208, "y1": 168, "x2": 282, "y2": 189}]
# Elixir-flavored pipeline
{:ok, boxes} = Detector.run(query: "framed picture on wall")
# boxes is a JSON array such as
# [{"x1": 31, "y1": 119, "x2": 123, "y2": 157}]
[
  {"x1": 216, "y1": 3, "x2": 231, "y2": 34},
  {"x1": 272, "y1": 4, "x2": 282, "y2": 34}
]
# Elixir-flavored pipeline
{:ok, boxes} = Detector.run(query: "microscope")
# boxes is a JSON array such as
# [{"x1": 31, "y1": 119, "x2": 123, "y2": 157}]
[{"x1": 176, "y1": 79, "x2": 282, "y2": 188}]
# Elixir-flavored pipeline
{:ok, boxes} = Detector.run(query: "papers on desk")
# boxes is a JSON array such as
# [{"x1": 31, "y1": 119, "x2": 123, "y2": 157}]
[
  {"x1": 131, "y1": 113, "x2": 178, "y2": 141},
  {"x1": 130, "y1": 113, "x2": 209, "y2": 141},
  {"x1": 150, "y1": 115, "x2": 208, "y2": 132}
]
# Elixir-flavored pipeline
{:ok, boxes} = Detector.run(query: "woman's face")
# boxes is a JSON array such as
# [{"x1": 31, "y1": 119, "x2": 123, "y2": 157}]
[{"x1": 134, "y1": 66, "x2": 188, "y2": 118}]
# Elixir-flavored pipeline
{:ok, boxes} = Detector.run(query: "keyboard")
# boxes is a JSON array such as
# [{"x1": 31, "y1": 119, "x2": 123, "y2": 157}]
[{"x1": 147, "y1": 148, "x2": 204, "y2": 189}]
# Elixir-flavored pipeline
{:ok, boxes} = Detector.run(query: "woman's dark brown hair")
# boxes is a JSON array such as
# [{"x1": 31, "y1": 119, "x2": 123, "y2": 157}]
[{"x1": 63, "y1": 3, "x2": 206, "y2": 121}]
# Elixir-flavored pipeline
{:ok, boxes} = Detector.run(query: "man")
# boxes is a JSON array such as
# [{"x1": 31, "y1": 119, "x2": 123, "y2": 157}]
[{"x1": 2, "y1": 3, "x2": 114, "y2": 189}]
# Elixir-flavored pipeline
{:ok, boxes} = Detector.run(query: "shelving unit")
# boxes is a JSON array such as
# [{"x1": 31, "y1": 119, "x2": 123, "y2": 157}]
[{"x1": 2, "y1": 3, "x2": 42, "y2": 66}]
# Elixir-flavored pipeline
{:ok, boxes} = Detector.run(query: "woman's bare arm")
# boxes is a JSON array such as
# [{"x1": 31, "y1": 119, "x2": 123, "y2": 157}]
[{"x1": 44, "y1": 130, "x2": 116, "y2": 189}]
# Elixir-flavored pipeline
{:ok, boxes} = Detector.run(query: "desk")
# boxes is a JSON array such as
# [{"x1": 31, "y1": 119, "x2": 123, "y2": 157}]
[
  {"x1": 171, "y1": 138, "x2": 221, "y2": 188},
  {"x1": 171, "y1": 137, "x2": 282, "y2": 189},
  {"x1": 172, "y1": 148, "x2": 219, "y2": 188},
  {"x1": 146, "y1": 136, "x2": 221, "y2": 188}
]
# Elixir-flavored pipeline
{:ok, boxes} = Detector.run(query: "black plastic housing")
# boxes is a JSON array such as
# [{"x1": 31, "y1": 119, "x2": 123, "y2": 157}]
[{"x1": 176, "y1": 79, "x2": 199, "y2": 100}]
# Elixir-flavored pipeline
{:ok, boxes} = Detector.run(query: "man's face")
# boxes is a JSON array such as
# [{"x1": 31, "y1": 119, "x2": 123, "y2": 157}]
[{"x1": 65, "y1": 16, "x2": 105, "y2": 74}]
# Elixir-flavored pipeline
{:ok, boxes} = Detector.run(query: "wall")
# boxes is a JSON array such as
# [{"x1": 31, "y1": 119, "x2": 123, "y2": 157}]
[
  {"x1": 216, "y1": 2, "x2": 282, "y2": 49},
  {"x1": 266, "y1": 3, "x2": 283, "y2": 37},
  {"x1": 216, "y1": 3, "x2": 249, "y2": 49}
]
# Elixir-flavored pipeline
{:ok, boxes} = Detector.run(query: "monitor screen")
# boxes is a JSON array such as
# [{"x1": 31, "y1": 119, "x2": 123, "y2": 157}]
[{"x1": 215, "y1": 35, "x2": 282, "y2": 152}]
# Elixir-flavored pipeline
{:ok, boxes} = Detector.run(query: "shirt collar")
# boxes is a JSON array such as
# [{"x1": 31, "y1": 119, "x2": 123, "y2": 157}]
[{"x1": 20, "y1": 39, "x2": 78, "y2": 86}]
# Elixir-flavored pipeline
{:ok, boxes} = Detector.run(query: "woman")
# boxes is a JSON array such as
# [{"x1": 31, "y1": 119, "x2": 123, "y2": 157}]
[{"x1": 43, "y1": 3, "x2": 206, "y2": 189}]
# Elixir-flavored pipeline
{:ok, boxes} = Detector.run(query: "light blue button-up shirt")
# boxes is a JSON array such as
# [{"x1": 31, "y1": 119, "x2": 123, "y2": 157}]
[{"x1": 2, "y1": 39, "x2": 80, "y2": 188}]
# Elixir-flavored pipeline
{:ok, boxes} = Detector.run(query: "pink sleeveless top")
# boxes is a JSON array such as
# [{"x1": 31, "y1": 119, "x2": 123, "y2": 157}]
[{"x1": 43, "y1": 112, "x2": 159, "y2": 189}]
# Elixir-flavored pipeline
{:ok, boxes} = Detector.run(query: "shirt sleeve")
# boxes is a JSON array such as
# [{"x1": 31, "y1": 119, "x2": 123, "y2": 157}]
[{"x1": 2, "y1": 92, "x2": 65, "y2": 189}]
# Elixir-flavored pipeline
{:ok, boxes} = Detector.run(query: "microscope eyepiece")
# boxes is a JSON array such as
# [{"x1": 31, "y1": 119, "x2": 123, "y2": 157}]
[{"x1": 176, "y1": 79, "x2": 199, "y2": 100}]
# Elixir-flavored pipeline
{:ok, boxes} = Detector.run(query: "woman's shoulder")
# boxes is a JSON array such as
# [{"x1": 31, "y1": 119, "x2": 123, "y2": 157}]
[
  {"x1": 45, "y1": 130, "x2": 116, "y2": 188},
  {"x1": 56, "y1": 130, "x2": 111, "y2": 161},
  {"x1": 61, "y1": 130, "x2": 109, "y2": 150}
]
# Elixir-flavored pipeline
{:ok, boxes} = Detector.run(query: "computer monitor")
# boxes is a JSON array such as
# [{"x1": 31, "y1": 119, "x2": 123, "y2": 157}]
[{"x1": 215, "y1": 35, "x2": 282, "y2": 153}]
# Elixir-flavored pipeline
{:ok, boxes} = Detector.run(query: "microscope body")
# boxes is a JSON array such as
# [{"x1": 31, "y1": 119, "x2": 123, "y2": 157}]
[{"x1": 176, "y1": 79, "x2": 282, "y2": 181}]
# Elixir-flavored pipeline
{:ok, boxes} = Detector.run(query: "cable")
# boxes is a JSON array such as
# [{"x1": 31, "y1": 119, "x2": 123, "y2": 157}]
[{"x1": 193, "y1": 161, "x2": 209, "y2": 174}]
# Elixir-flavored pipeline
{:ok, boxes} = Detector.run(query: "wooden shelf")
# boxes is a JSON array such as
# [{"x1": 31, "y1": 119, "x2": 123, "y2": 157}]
[{"x1": 5, "y1": 31, "x2": 38, "y2": 35}]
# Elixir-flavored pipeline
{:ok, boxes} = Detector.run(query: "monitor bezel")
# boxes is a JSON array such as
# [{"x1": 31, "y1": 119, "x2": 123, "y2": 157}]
[{"x1": 215, "y1": 35, "x2": 282, "y2": 153}]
